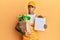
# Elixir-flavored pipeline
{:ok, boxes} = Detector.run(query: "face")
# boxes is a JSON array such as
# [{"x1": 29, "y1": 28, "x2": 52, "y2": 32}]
[{"x1": 28, "y1": 5, "x2": 35, "y2": 14}]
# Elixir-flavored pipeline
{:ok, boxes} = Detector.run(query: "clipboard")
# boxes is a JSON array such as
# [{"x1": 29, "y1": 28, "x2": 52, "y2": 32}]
[{"x1": 34, "y1": 18, "x2": 46, "y2": 31}]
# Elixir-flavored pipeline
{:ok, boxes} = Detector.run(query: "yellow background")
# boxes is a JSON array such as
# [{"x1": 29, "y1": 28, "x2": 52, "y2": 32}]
[{"x1": 0, "y1": 0, "x2": 60, "y2": 40}]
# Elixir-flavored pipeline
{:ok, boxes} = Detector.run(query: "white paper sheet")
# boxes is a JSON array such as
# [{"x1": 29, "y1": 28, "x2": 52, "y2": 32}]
[{"x1": 34, "y1": 18, "x2": 46, "y2": 31}]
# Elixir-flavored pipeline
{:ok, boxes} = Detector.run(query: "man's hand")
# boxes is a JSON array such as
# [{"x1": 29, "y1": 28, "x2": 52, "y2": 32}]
[{"x1": 44, "y1": 24, "x2": 47, "y2": 29}]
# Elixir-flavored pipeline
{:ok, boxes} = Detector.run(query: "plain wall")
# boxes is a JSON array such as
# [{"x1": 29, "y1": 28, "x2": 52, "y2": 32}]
[{"x1": 0, "y1": 0, "x2": 60, "y2": 40}]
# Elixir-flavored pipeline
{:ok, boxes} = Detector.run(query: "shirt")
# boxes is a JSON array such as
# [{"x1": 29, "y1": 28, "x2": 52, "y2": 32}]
[{"x1": 27, "y1": 14, "x2": 36, "y2": 24}]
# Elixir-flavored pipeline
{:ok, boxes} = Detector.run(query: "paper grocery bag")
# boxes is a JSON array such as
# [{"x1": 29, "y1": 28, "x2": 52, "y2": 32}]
[
  {"x1": 19, "y1": 20, "x2": 31, "y2": 35},
  {"x1": 19, "y1": 21, "x2": 26, "y2": 33},
  {"x1": 34, "y1": 18, "x2": 46, "y2": 31}
]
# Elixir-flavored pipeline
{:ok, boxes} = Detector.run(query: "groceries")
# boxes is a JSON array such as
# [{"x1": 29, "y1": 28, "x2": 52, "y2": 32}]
[{"x1": 16, "y1": 15, "x2": 31, "y2": 36}]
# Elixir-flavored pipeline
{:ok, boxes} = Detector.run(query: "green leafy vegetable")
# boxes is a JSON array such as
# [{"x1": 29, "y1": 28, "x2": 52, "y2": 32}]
[{"x1": 17, "y1": 15, "x2": 31, "y2": 21}]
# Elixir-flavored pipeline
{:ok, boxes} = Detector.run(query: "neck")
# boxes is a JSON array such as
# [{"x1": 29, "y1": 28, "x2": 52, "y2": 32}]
[{"x1": 29, "y1": 12, "x2": 34, "y2": 14}]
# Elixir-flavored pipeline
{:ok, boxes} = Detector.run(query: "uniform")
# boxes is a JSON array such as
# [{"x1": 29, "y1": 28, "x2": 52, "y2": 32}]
[{"x1": 23, "y1": 14, "x2": 39, "y2": 40}]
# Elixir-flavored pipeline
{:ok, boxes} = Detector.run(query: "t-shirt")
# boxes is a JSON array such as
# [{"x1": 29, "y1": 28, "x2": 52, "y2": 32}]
[{"x1": 27, "y1": 14, "x2": 36, "y2": 24}]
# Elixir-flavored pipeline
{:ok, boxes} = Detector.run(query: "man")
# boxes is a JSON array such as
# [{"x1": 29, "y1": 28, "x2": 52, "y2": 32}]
[
  {"x1": 15, "y1": 1, "x2": 47, "y2": 40},
  {"x1": 22, "y1": 1, "x2": 47, "y2": 40}
]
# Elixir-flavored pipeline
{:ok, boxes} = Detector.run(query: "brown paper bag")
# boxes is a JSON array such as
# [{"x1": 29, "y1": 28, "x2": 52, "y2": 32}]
[{"x1": 19, "y1": 20, "x2": 31, "y2": 36}]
